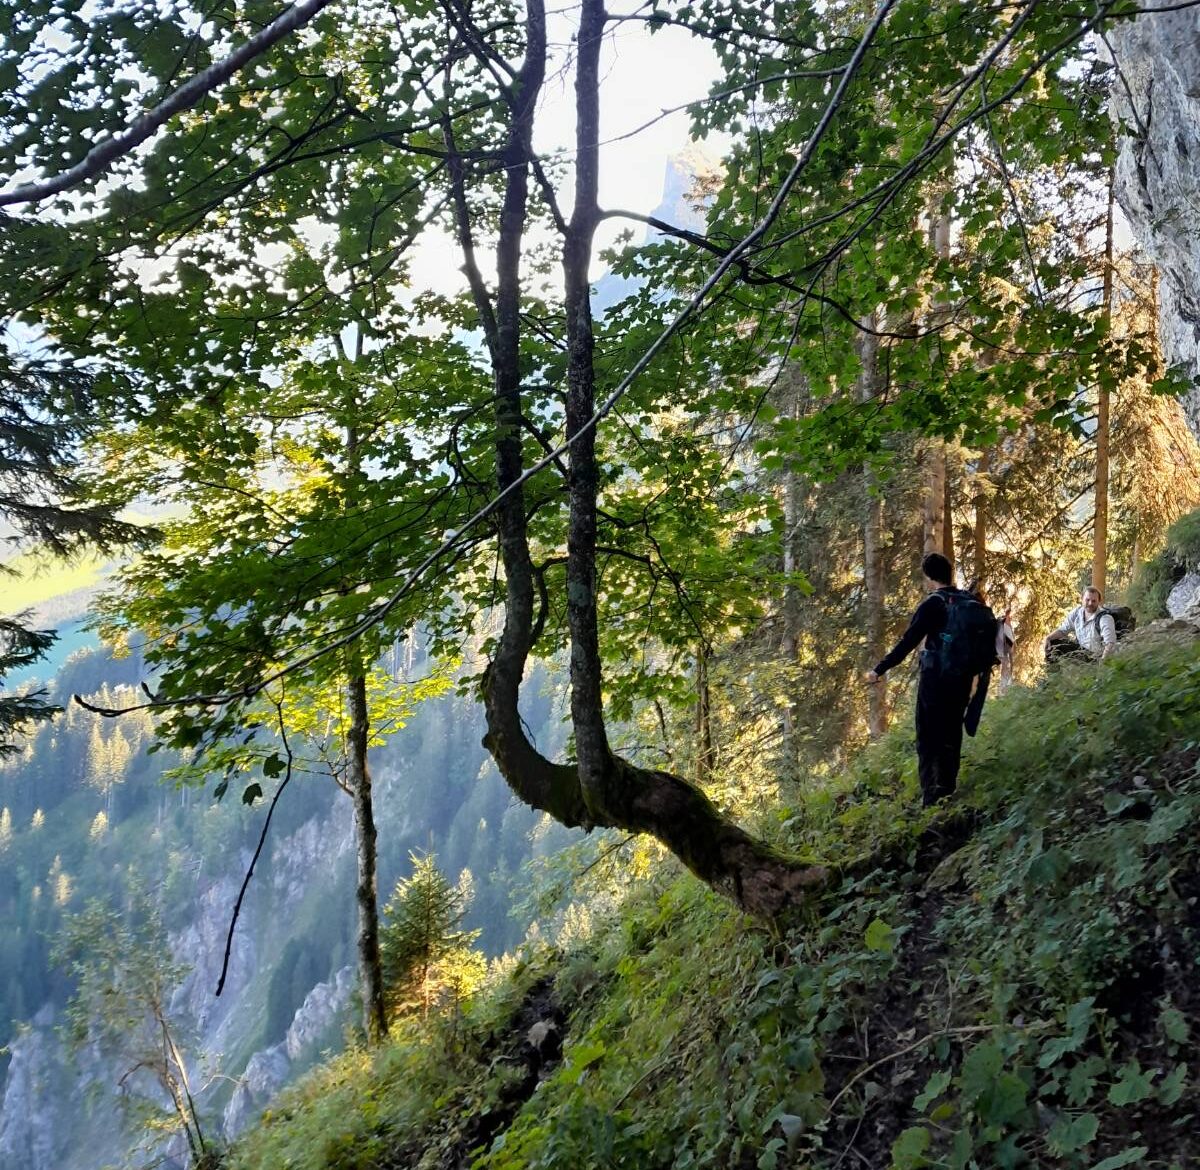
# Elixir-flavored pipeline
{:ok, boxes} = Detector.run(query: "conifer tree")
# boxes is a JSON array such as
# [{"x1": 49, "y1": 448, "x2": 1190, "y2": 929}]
[{"x1": 379, "y1": 853, "x2": 483, "y2": 1021}]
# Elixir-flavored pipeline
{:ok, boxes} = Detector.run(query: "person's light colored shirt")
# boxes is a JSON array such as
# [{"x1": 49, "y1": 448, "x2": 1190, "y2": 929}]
[{"x1": 1054, "y1": 605, "x2": 1116, "y2": 657}]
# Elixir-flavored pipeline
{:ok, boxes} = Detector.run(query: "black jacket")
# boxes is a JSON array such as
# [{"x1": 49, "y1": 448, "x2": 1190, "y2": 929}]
[
  {"x1": 873, "y1": 589, "x2": 954, "y2": 677},
  {"x1": 875, "y1": 587, "x2": 992, "y2": 736}
]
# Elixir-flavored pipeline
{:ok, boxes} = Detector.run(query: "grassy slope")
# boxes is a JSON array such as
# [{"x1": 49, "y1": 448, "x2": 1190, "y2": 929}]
[{"x1": 226, "y1": 635, "x2": 1200, "y2": 1170}]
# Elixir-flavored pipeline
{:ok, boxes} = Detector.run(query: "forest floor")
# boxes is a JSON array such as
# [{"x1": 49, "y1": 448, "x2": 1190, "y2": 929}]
[{"x1": 225, "y1": 626, "x2": 1200, "y2": 1170}]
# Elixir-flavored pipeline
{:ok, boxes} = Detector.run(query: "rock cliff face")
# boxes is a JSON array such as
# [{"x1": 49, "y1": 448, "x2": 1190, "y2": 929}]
[
  {"x1": 0, "y1": 1008, "x2": 68, "y2": 1170},
  {"x1": 1110, "y1": 7, "x2": 1200, "y2": 439},
  {"x1": 0, "y1": 802, "x2": 357, "y2": 1170},
  {"x1": 222, "y1": 966, "x2": 355, "y2": 1137},
  {"x1": 1167, "y1": 571, "x2": 1200, "y2": 622}
]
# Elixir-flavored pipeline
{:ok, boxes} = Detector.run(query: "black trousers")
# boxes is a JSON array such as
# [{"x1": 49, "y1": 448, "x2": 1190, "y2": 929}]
[
  {"x1": 1045, "y1": 634, "x2": 1091, "y2": 666},
  {"x1": 916, "y1": 670, "x2": 972, "y2": 807}
]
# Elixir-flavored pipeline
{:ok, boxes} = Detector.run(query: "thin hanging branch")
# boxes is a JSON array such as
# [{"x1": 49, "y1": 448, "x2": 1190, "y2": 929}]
[{"x1": 214, "y1": 698, "x2": 295, "y2": 996}]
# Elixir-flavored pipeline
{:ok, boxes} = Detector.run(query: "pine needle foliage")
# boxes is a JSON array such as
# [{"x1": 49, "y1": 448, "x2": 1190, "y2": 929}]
[
  {"x1": 0, "y1": 617, "x2": 58, "y2": 753},
  {"x1": 379, "y1": 851, "x2": 484, "y2": 1021}
]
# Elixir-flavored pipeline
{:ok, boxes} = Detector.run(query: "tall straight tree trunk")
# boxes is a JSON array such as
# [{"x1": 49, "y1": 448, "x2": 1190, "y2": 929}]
[
  {"x1": 347, "y1": 664, "x2": 387, "y2": 1042},
  {"x1": 694, "y1": 647, "x2": 714, "y2": 782},
  {"x1": 922, "y1": 450, "x2": 946, "y2": 556},
  {"x1": 924, "y1": 189, "x2": 952, "y2": 567},
  {"x1": 942, "y1": 466, "x2": 955, "y2": 567},
  {"x1": 1093, "y1": 167, "x2": 1115, "y2": 594},
  {"x1": 973, "y1": 447, "x2": 990, "y2": 585},
  {"x1": 859, "y1": 317, "x2": 888, "y2": 739},
  {"x1": 338, "y1": 396, "x2": 388, "y2": 1044},
  {"x1": 779, "y1": 373, "x2": 807, "y2": 769}
]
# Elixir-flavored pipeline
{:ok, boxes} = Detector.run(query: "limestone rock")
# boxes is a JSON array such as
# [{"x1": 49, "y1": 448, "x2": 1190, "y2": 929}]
[
  {"x1": 1110, "y1": 8, "x2": 1200, "y2": 440},
  {"x1": 1166, "y1": 570, "x2": 1200, "y2": 621},
  {"x1": 222, "y1": 1044, "x2": 291, "y2": 1138},
  {"x1": 285, "y1": 966, "x2": 354, "y2": 1061},
  {"x1": 0, "y1": 1009, "x2": 64, "y2": 1170}
]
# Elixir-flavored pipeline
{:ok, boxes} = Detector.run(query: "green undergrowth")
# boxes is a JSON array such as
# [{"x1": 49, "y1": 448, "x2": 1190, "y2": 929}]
[{"x1": 226, "y1": 639, "x2": 1200, "y2": 1170}]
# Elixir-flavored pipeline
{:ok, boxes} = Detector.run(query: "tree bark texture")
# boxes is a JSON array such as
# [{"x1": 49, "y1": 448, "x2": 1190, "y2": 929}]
[
  {"x1": 943, "y1": 462, "x2": 955, "y2": 566},
  {"x1": 922, "y1": 446, "x2": 946, "y2": 558},
  {"x1": 973, "y1": 447, "x2": 989, "y2": 586},
  {"x1": 563, "y1": 0, "x2": 610, "y2": 811},
  {"x1": 1093, "y1": 168, "x2": 1115, "y2": 594},
  {"x1": 923, "y1": 193, "x2": 953, "y2": 568},
  {"x1": 779, "y1": 371, "x2": 808, "y2": 773},
  {"x1": 347, "y1": 667, "x2": 388, "y2": 1043},
  {"x1": 694, "y1": 646, "x2": 714, "y2": 782}
]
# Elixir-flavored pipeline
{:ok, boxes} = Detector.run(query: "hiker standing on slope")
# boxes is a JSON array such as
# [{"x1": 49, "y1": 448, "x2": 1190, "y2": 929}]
[{"x1": 864, "y1": 553, "x2": 998, "y2": 807}]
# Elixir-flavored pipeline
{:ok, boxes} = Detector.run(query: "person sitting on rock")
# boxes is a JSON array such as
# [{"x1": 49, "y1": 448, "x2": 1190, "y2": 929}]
[{"x1": 1043, "y1": 586, "x2": 1116, "y2": 664}]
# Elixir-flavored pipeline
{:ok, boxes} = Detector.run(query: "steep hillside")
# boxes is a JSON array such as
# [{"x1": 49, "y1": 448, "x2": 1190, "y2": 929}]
[
  {"x1": 226, "y1": 629, "x2": 1200, "y2": 1170},
  {"x1": 0, "y1": 643, "x2": 580, "y2": 1170}
]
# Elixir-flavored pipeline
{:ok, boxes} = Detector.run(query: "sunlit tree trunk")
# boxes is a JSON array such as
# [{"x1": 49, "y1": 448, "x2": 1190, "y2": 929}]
[
  {"x1": 922, "y1": 452, "x2": 947, "y2": 557},
  {"x1": 1093, "y1": 167, "x2": 1115, "y2": 594},
  {"x1": 859, "y1": 317, "x2": 888, "y2": 739},
  {"x1": 923, "y1": 198, "x2": 953, "y2": 564},
  {"x1": 973, "y1": 447, "x2": 990, "y2": 585}
]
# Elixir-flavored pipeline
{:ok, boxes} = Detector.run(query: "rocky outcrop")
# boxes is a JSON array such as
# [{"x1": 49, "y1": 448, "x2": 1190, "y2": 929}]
[
  {"x1": 0, "y1": 794, "x2": 360, "y2": 1168},
  {"x1": 222, "y1": 965, "x2": 354, "y2": 1138},
  {"x1": 1110, "y1": 8, "x2": 1200, "y2": 440},
  {"x1": 1166, "y1": 570, "x2": 1200, "y2": 622},
  {"x1": 0, "y1": 1009, "x2": 66, "y2": 1170},
  {"x1": 221, "y1": 1045, "x2": 291, "y2": 1138}
]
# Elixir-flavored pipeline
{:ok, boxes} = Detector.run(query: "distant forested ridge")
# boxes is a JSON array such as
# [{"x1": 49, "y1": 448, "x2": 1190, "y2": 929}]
[{"x1": 0, "y1": 639, "x2": 578, "y2": 1168}]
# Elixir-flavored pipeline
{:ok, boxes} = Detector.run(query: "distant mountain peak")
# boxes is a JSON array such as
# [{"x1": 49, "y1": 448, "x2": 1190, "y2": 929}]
[{"x1": 651, "y1": 144, "x2": 724, "y2": 232}]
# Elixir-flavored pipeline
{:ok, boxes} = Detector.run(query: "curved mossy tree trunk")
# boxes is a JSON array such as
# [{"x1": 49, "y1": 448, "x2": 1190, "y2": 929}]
[{"x1": 444, "y1": 0, "x2": 827, "y2": 918}]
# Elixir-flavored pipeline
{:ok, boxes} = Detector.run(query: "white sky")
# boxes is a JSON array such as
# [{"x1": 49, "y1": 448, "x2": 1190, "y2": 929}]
[
  {"x1": 406, "y1": 13, "x2": 728, "y2": 297},
  {"x1": 3, "y1": 10, "x2": 730, "y2": 327}
]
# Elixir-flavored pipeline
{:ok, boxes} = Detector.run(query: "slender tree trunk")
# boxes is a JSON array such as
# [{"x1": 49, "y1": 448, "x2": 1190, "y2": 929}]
[
  {"x1": 1093, "y1": 167, "x2": 1115, "y2": 593},
  {"x1": 778, "y1": 370, "x2": 808, "y2": 774},
  {"x1": 780, "y1": 461, "x2": 800, "y2": 764},
  {"x1": 347, "y1": 666, "x2": 387, "y2": 1042},
  {"x1": 942, "y1": 465, "x2": 955, "y2": 566},
  {"x1": 336, "y1": 391, "x2": 389, "y2": 1043},
  {"x1": 563, "y1": 0, "x2": 611, "y2": 814},
  {"x1": 922, "y1": 449, "x2": 946, "y2": 556},
  {"x1": 924, "y1": 190, "x2": 952, "y2": 566},
  {"x1": 973, "y1": 447, "x2": 990, "y2": 585},
  {"x1": 159, "y1": 1012, "x2": 205, "y2": 1163},
  {"x1": 695, "y1": 647, "x2": 714, "y2": 782},
  {"x1": 859, "y1": 319, "x2": 888, "y2": 739}
]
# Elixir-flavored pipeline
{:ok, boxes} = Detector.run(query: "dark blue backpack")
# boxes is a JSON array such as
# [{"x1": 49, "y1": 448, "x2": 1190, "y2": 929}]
[{"x1": 933, "y1": 589, "x2": 998, "y2": 679}]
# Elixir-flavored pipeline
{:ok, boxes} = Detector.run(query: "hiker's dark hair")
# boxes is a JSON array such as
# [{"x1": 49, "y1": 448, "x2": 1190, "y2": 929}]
[{"x1": 922, "y1": 552, "x2": 953, "y2": 586}]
